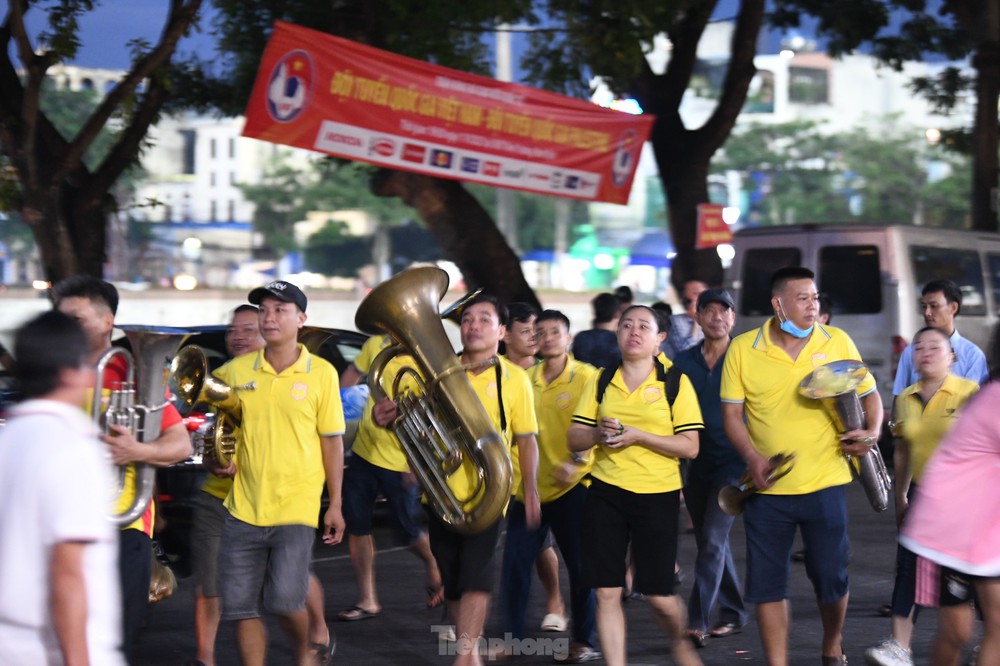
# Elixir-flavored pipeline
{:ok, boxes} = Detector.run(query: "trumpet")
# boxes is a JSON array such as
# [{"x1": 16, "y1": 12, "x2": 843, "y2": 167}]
[{"x1": 718, "y1": 453, "x2": 796, "y2": 516}]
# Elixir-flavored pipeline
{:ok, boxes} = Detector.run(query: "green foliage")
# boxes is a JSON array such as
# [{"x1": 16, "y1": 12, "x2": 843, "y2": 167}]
[
  {"x1": 37, "y1": 82, "x2": 114, "y2": 171},
  {"x1": 304, "y1": 219, "x2": 372, "y2": 276},
  {"x1": 463, "y1": 183, "x2": 590, "y2": 251},
  {"x1": 714, "y1": 119, "x2": 972, "y2": 228},
  {"x1": 238, "y1": 157, "x2": 412, "y2": 254}
]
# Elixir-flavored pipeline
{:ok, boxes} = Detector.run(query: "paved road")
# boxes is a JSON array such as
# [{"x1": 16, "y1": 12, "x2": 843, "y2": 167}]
[{"x1": 135, "y1": 482, "x2": 980, "y2": 665}]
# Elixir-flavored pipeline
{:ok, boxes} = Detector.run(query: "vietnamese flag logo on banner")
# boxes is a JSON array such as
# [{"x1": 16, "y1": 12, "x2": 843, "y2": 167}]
[
  {"x1": 242, "y1": 21, "x2": 656, "y2": 205},
  {"x1": 695, "y1": 204, "x2": 733, "y2": 249}
]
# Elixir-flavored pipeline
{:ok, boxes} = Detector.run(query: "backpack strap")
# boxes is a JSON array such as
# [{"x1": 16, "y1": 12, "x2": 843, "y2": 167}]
[
  {"x1": 596, "y1": 358, "x2": 681, "y2": 409},
  {"x1": 495, "y1": 360, "x2": 506, "y2": 434}
]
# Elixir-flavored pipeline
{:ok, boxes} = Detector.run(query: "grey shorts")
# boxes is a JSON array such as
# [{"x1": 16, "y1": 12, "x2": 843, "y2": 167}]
[
  {"x1": 191, "y1": 491, "x2": 228, "y2": 597},
  {"x1": 218, "y1": 515, "x2": 316, "y2": 620}
]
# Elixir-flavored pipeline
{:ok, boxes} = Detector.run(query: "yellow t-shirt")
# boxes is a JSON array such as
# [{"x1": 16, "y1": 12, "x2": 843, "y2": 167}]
[
  {"x1": 352, "y1": 353, "x2": 417, "y2": 473},
  {"x1": 571, "y1": 363, "x2": 703, "y2": 494},
  {"x1": 895, "y1": 374, "x2": 978, "y2": 482},
  {"x1": 202, "y1": 472, "x2": 234, "y2": 500},
  {"x1": 528, "y1": 356, "x2": 598, "y2": 503},
  {"x1": 216, "y1": 345, "x2": 345, "y2": 527},
  {"x1": 720, "y1": 320, "x2": 877, "y2": 495},
  {"x1": 353, "y1": 334, "x2": 393, "y2": 375}
]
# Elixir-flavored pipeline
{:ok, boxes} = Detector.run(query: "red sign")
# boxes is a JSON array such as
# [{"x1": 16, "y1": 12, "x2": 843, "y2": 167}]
[
  {"x1": 695, "y1": 204, "x2": 733, "y2": 249},
  {"x1": 243, "y1": 22, "x2": 655, "y2": 204}
]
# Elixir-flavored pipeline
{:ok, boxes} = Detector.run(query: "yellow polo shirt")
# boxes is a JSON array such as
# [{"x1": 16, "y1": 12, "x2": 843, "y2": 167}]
[
  {"x1": 571, "y1": 364, "x2": 703, "y2": 494},
  {"x1": 720, "y1": 320, "x2": 877, "y2": 495},
  {"x1": 215, "y1": 345, "x2": 345, "y2": 527},
  {"x1": 351, "y1": 334, "x2": 410, "y2": 473},
  {"x1": 529, "y1": 355, "x2": 598, "y2": 503},
  {"x1": 895, "y1": 374, "x2": 978, "y2": 482}
]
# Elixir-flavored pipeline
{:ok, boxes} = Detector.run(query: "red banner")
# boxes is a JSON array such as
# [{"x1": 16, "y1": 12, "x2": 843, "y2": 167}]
[
  {"x1": 695, "y1": 204, "x2": 733, "y2": 249},
  {"x1": 242, "y1": 22, "x2": 655, "y2": 204}
]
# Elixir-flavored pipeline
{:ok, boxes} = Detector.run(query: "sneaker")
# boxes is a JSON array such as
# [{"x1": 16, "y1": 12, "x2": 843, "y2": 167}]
[
  {"x1": 554, "y1": 645, "x2": 601, "y2": 663},
  {"x1": 540, "y1": 612, "x2": 568, "y2": 632},
  {"x1": 865, "y1": 638, "x2": 913, "y2": 666}
]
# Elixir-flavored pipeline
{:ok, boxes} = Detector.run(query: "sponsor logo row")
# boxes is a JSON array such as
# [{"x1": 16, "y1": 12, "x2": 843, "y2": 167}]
[{"x1": 359, "y1": 134, "x2": 594, "y2": 192}]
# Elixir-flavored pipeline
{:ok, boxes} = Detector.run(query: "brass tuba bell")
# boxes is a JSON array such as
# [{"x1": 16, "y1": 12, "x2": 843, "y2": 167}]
[
  {"x1": 799, "y1": 359, "x2": 893, "y2": 512},
  {"x1": 356, "y1": 266, "x2": 512, "y2": 534},
  {"x1": 94, "y1": 326, "x2": 186, "y2": 526},
  {"x1": 170, "y1": 345, "x2": 244, "y2": 465}
]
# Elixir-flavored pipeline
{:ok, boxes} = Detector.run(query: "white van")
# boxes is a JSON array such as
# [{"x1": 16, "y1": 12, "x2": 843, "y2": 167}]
[{"x1": 725, "y1": 224, "x2": 1000, "y2": 407}]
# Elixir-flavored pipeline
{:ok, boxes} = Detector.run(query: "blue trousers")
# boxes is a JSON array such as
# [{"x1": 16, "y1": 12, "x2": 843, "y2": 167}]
[
  {"x1": 500, "y1": 483, "x2": 596, "y2": 646},
  {"x1": 685, "y1": 474, "x2": 748, "y2": 632}
]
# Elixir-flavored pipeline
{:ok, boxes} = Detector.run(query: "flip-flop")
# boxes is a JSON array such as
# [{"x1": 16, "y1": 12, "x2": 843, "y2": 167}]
[
  {"x1": 426, "y1": 586, "x2": 445, "y2": 609},
  {"x1": 336, "y1": 605, "x2": 380, "y2": 622},
  {"x1": 309, "y1": 636, "x2": 336, "y2": 665}
]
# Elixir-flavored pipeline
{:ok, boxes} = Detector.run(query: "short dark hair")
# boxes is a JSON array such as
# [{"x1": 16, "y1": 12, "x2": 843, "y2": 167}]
[
  {"x1": 770, "y1": 266, "x2": 815, "y2": 295},
  {"x1": 819, "y1": 294, "x2": 833, "y2": 320},
  {"x1": 537, "y1": 309, "x2": 570, "y2": 331},
  {"x1": 14, "y1": 311, "x2": 89, "y2": 398},
  {"x1": 613, "y1": 285, "x2": 634, "y2": 304},
  {"x1": 620, "y1": 304, "x2": 668, "y2": 334},
  {"x1": 507, "y1": 302, "x2": 539, "y2": 324},
  {"x1": 232, "y1": 304, "x2": 259, "y2": 317},
  {"x1": 52, "y1": 274, "x2": 120, "y2": 315},
  {"x1": 591, "y1": 293, "x2": 621, "y2": 325},
  {"x1": 462, "y1": 292, "x2": 509, "y2": 327},
  {"x1": 922, "y1": 279, "x2": 963, "y2": 315}
]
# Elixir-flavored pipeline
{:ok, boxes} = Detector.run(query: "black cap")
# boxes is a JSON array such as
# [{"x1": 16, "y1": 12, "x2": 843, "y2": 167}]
[
  {"x1": 697, "y1": 288, "x2": 734, "y2": 311},
  {"x1": 248, "y1": 280, "x2": 307, "y2": 312}
]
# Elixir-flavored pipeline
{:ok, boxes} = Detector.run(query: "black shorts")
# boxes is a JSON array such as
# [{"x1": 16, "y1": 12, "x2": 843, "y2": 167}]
[
  {"x1": 581, "y1": 478, "x2": 680, "y2": 596},
  {"x1": 425, "y1": 506, "x2": 502, "y2": 601}
]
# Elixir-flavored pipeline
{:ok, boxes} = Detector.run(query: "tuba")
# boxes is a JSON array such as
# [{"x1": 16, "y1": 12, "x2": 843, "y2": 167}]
[
  {"x1": 94, "y1": 326, "x2": 186, "y2": 526},
  {"x1": 799, "y1": 360, "x2": 893, "y2": 512},
  {"x1": 169, "y1": 345, "x2": 245, "y2": 466},
  {"x1": 718, "y1": 453, "x2": 796, "y2": 516},
  {"x1": 356, "y1": 266, "x2": 512, "y2": 534}
]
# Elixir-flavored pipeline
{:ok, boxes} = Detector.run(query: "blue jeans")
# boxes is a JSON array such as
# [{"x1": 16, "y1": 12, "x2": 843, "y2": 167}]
[
  {"x1": 684, "y1": 474, "x2": 748, "y2": 631},
  {"x1": 500, "y1": 484, "x2": 596, "y2": 646}
]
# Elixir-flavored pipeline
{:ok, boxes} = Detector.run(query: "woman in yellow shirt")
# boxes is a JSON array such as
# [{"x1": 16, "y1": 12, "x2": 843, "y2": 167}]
[
  {"x1": 569, "y1": 305, "x2": 704, "y2": 666},
  {"x1": 865, "y1": 326, "x2": 978, "y2": 666}
]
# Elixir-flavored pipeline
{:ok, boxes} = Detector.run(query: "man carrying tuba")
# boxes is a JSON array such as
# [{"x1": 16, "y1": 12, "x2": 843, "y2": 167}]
[
  {"x1": 373, "y1": 291, "x2": 541, "y2": 666},
  {"x1": 53, "y1": 276, "x2": 191, "y2": 663},
  {"x1": 720, "y1": 267, "x2": 882, "y2": 666}
]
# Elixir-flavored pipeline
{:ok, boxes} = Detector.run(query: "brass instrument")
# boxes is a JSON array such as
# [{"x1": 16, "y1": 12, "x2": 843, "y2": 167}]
[
  {"x1": 170, "y1": 345, "x2": 245, "y2": 465},
  {"x1": 799, "y1": 360, "x2": 893, "y2": 512},
  {"x1": 356, "y1": 266, "x2": 512, "y2": 534},
  {"x1": 94, "y1": 326, "x2": 186, "y2": 527},
  {"x1": 718, "y1": 453, "x2": 796, "y2": 516},
  {"x1": 441, "y1": 288, "x2": 483, "y2": 324}
]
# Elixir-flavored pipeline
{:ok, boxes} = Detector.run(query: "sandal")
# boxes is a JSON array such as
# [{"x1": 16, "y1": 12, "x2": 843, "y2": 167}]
[
  {"x1": 336, "y1": 605, "x2": 380, "y2": 622},
  {"x1": 309, "y1": 637, "x2": 336, "y2": 666}
]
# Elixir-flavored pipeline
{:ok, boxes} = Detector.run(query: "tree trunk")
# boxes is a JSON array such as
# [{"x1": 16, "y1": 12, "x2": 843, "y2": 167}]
[
  {"x1": 970, "y1": 38, "x2": 1000, "y2": 231},
  {"x1": 370, "y1": 169, "x2": 541, "y2": 309}
]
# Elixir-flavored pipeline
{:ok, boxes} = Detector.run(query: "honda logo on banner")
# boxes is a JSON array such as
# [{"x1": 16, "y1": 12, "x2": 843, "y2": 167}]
[{"x1": 695, "y1": 204, "x2": 733, "y2": 249}]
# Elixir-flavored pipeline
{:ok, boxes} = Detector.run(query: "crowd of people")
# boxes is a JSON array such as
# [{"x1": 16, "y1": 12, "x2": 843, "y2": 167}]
[{"x1": 0, "y1": 267, "x2": 998, "y2": 666}]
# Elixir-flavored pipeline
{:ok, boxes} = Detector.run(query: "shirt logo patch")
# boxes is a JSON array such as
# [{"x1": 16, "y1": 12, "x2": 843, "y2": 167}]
[
  {"x1": 486, "y1": 382, "x2": 498, "y2": 400},
  {"x1": 644, "y1": 386, "x2": 663, "y2": 404},
  {"x1": 811, "y1": 353, "x2": 828, "y2": 367},
  {"x1": 556, "y1": 392, "x2": 572, "y2": 410},
  {"x1": 291, "y1": 383, "x2": 308, "y2": 400}
]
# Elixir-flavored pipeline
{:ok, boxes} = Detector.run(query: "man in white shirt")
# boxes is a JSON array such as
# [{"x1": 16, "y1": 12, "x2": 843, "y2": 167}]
[{"x1": 0, "y1": 310, "x2": 124, "y2": 666}]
